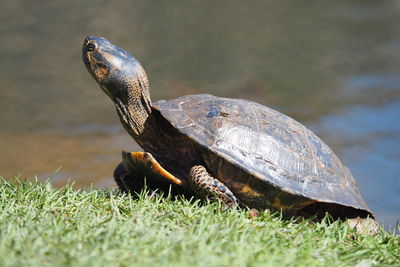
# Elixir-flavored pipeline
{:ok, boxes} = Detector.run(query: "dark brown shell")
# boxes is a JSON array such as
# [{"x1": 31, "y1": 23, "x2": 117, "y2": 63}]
[{"x1": 153, "y1": 94, "x2": 372, "y2": 216}]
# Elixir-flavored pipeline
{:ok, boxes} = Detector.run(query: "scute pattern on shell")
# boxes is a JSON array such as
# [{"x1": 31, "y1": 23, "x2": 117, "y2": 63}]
[{"x1": 153, "y1": 94, "x2": 371, "y2": 214}]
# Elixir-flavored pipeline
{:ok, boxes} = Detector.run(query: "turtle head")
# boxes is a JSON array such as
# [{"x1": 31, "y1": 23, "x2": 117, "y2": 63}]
[
  {"x1": 83, "y1": 36, "x2": 152, "y2": 135},
  {"x1": 82, "y1": 36, "x2": 150, "y2": 103}
]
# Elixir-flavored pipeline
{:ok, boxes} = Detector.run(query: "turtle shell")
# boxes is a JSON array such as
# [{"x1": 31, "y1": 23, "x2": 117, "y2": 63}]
[{"x1": 153, "y1": 94, "x2": 372, "y2": 217}]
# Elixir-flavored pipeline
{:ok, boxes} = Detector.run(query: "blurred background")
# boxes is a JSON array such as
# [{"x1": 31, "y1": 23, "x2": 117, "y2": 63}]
[{"x1": 0, "y1": 1, "x2": 399, "y2": 229}]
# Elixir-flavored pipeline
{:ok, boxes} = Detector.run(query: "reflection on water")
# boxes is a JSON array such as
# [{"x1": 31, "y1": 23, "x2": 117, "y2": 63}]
[
  {"x1": 0, "y1": 127, "x2": 140, "y2": 188},
  {"x1": 311, "y1": 100, "x2": 400, "y2": 229},
  {"x1": 0, "y1": 1, "x2": 399, "y2": 229}
]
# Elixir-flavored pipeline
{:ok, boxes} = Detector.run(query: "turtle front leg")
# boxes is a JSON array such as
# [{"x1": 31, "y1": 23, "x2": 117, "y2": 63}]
[
  {"x1": 114, "y1": 151, "x2": 186, "y2": 194},
  {"x1": 189, "y1": 165, "x2": 237, "y2": 206},
  {"x1": 114, "y1": 162, "x2": 143, "y2": 193}
]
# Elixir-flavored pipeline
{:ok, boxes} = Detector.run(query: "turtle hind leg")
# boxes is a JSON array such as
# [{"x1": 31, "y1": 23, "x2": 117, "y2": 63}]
[
  {"x1": 346, "y1": 217, "x2": 381, "y2": 235},
  {"x1": 189, "y1": 165, "x2": 237, "y2": 207}
]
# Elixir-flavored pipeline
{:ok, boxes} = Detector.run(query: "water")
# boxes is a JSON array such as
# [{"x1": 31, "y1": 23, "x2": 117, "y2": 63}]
[{"x1": 0, "y1": 1, "x2": 399, "y2": 229}]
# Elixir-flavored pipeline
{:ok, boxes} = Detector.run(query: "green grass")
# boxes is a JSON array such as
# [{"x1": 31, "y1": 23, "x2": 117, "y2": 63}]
[{"x1": 0, "y1": 178, "x2": 399, "y2": 267}]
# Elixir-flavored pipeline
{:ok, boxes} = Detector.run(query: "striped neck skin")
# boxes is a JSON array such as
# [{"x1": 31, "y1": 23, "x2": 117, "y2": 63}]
[{"x1": 110, "y1": 72, "x2": 153, "y2": 138}]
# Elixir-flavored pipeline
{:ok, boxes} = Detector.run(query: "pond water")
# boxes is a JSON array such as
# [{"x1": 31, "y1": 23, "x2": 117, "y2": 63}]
[{"x1": 0, "y1": 1, "x2": 399, "y2": 230}]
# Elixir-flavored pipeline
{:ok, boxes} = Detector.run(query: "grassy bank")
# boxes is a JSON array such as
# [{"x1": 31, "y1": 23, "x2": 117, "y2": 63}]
[{"x1": 0, "y1": 178, "x2": 398, "y2": 266}]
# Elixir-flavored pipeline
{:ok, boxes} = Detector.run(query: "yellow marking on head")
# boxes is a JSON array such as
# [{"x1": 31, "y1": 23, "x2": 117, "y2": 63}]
[
  {"x1": 94, "y1": 64, "x2": 108, "y2": 80},
  {"x1": 85, "y1": 49, "x2": 109, "y2": 82}
]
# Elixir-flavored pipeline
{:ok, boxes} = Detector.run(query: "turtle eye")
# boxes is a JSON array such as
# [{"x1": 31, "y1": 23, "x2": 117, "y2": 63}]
[{"x1": 87, "y1": 43, "x2": 96, "y2": 52}]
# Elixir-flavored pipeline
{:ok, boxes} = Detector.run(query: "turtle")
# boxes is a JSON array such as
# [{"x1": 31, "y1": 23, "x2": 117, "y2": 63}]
[{"x1": 82, "y1": 36, "x2": 379, "y2": 233}]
